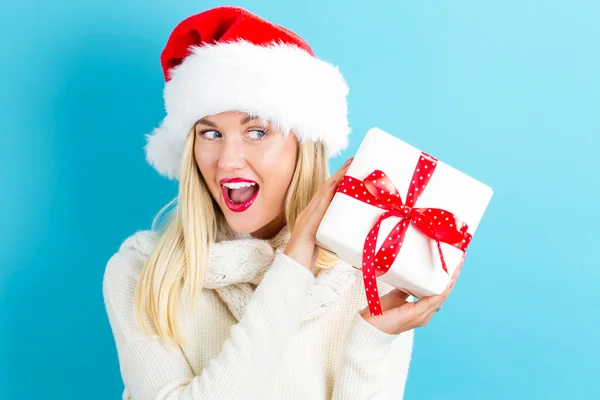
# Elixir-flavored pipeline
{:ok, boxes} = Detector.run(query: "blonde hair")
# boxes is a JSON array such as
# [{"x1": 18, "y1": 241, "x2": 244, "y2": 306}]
[{"x1": 134, "y1": 127, "x2": 340, "y2": 349}]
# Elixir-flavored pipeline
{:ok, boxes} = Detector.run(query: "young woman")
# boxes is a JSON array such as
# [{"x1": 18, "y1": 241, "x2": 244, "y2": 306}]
[{"x1": 102, "y1": 6, "x2": 461, "y2": 400}]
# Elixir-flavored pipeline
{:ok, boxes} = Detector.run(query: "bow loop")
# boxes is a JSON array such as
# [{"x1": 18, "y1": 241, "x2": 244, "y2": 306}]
[{"x1": 363, "y1": 170, "x2": 404, "y2": 210}]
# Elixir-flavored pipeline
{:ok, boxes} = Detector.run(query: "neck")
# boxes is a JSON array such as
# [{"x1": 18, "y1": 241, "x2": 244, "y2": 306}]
[{"x1": 251, "y1": 210, "x2": 286, "y2": 240}]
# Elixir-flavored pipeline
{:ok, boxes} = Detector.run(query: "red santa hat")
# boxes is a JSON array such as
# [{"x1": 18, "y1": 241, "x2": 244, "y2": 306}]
[{"x1": 145, "y1": 6, "x2": 350, "y2": 179}]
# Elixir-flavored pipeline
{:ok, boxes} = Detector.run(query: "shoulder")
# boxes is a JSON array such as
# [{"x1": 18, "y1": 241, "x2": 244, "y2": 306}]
[
  {"x1": 116, "y1": 230, "x2": 159, "y2": 259},
  {"x1": 102, "y1": 230, "x2": 159, "y2": 301}
]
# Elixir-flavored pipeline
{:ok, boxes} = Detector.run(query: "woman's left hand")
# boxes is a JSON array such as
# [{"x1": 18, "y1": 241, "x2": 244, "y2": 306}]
[{"x1": 359, "y1": 255, "x2": 465, "y2": 335}]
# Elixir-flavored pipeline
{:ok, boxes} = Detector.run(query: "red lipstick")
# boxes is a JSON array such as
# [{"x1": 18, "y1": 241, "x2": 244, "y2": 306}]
[{"x1": 219, "y1": 177, "x2": 260, "y2": 213}]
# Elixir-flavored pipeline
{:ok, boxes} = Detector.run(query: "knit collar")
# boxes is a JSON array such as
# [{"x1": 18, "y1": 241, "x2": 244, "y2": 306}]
[{"x1": 205, "y1": 222, "x2": 358, "y2": 322}]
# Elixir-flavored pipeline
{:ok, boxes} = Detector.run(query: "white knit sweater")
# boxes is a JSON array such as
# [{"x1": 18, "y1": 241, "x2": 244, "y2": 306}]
[{"x1": 102, "y1": 226, "x2": 414, "y2": 400}]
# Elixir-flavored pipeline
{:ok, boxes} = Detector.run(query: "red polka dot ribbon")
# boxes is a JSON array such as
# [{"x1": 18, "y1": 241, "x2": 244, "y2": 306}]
[{"x1": 336, "y1": 152, "x2": 472, "y2": 316}]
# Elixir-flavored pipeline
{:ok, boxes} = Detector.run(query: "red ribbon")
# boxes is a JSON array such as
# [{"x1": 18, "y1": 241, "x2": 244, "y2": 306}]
[{"x1": 336, "y1": 152, "x2": 472, "y2": 316}]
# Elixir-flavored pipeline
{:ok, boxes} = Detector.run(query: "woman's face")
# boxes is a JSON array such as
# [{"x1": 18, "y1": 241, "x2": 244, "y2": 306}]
[{"x1": 194, "y1": 111, "x2": 298, "y2": 239}]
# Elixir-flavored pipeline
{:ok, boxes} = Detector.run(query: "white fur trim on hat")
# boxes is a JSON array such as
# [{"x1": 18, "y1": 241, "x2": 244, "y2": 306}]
[{"x1": 144, "y1": 40, "x2": 350, "y2": 179}]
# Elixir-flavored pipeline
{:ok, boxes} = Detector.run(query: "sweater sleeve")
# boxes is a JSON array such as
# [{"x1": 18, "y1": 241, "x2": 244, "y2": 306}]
[
  {"x1": 102, "y1": 231, "x2": 315, "y2": 400},
  {"x1": 331, "y1": 313, "x2": 414, "y2": 399}
]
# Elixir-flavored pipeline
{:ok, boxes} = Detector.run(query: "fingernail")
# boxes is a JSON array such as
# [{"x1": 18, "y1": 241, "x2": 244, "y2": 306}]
[{"x1": 344, "y1": 157, "x2": 354, "y2": 167}]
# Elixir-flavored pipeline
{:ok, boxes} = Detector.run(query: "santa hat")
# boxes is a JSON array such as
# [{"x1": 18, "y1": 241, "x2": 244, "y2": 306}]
[{"x1": 145, "y1": 6, "x2": 350, "y2": 179}]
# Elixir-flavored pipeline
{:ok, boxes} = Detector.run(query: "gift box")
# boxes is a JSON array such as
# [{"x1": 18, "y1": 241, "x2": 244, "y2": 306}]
[{"x1": 316, "y1": 127, "x2": 494, "y2": 315}]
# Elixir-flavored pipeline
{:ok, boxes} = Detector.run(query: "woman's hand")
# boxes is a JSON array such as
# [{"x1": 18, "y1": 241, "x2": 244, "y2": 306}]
[
  {"x1": 359, "y1": 254, "x2": 466, "y2": 335},
  {"x1": 283, "y1": 156, "x2": 354, "y2": 272}
]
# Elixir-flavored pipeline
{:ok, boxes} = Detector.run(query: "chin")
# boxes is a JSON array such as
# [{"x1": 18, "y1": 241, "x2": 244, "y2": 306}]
[{"x1": 222, "y1": 211, "x2": 264, "y2": 234}]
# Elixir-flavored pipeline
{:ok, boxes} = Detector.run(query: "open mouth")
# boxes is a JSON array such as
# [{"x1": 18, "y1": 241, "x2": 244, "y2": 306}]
[{"x1": 220, "y1": 180, "x2": 260, "y2": 212}]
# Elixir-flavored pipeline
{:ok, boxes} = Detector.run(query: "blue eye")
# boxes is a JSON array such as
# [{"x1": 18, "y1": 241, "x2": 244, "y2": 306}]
[
  {"x1": 248, "y1": 129, "x2": 266, "y2": 140},
  {"x1": 200, "y1": 130, "x2": 221, "y2": 139}
]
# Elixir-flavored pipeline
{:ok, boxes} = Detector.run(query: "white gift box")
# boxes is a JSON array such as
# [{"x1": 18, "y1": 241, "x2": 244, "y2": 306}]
[{"x1": 316, "y1": 127, "x2": 494, "y2": 299}]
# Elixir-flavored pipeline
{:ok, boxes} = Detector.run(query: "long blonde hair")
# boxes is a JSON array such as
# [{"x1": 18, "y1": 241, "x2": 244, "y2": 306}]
[{"x1": 134, "y1": 127, "x2": 340, "y2": 349}]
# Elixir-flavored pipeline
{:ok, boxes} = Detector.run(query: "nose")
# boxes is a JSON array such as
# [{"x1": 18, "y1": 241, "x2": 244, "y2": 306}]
[{"x1": 217, "y1": 135, "x2": 246, "y2": 171}]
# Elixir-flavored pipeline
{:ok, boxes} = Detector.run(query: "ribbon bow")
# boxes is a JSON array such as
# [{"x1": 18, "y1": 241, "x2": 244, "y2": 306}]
[{"x1": 336, "y1": 152, "x2": 471, "y2": 315}]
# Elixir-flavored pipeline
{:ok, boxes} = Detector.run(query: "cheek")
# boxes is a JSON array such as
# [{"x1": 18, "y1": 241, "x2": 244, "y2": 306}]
[
  {"x1": 258, "y1": 140, "x2": 297, "y2": 192},
  {"x1": 194, "y1": 144, "x2": 217, "y2": 183}
]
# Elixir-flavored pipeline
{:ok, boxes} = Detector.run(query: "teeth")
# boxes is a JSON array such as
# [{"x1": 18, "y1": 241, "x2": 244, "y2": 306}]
[{"x1": 223, "y1": 182, "x2": 257, "y2": 189}]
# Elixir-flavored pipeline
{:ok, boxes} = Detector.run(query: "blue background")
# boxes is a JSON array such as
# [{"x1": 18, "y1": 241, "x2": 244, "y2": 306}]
[{"x1": 1, "y1": 0, "x2": 598, "y2": 399}]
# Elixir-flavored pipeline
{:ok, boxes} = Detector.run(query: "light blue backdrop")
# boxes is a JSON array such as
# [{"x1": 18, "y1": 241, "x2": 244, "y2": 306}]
[{"x1": 1, "y1": 1, "x2": 598, "y2": 399}]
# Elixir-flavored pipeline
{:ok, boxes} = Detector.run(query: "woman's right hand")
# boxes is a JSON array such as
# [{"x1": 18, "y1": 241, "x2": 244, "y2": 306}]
[{"x1": 283, "y1": 156, "x2": 354, "y2": 272}]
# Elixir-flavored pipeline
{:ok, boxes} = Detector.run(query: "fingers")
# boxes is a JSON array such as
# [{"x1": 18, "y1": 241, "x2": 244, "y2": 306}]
[
  {"x1": 414, "y1": 278, "x2": 456, "y2": 316},
  {"x1": 298, "y1": 157, "x2": 354, "y2": 239},
  {"x1": 378, "y1": 288, "x2": 410, "y2": 312},
  {"x1": 287, "y1": 156, "x2": 356, "y2": 269},
  {"x1": 452, "y1": 252, "x2": 466, "y2": 280},
  {"x1": 328, "y1": 156, "x2": 354, "y2": 186},
  {"x1": 409, "y1": 257, "x2": 465, "y2": 327},
  {"x1": 313, "y1": 157, "x2": 353, "y2": 216},
  {"x1": 421, "y1": 255, "x2": 465, "y2": 312},
  {"x1": 307, "y1": 156, "x2": 353, "y2": 212},
  {"x1": 328, "y1": 157, "x2": 353, "y2": 192}
]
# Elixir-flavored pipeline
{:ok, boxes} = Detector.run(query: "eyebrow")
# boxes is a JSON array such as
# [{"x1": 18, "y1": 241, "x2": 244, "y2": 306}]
[
  {"x1": 196, "y1": 115, "x2": 261, "y2": 128},
  {"x1": 196, "y1": 117, "x2": 218, "y2": 128},
  {"x1": 240, "y1": 115, "x2": 261, "y2": 124}
]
